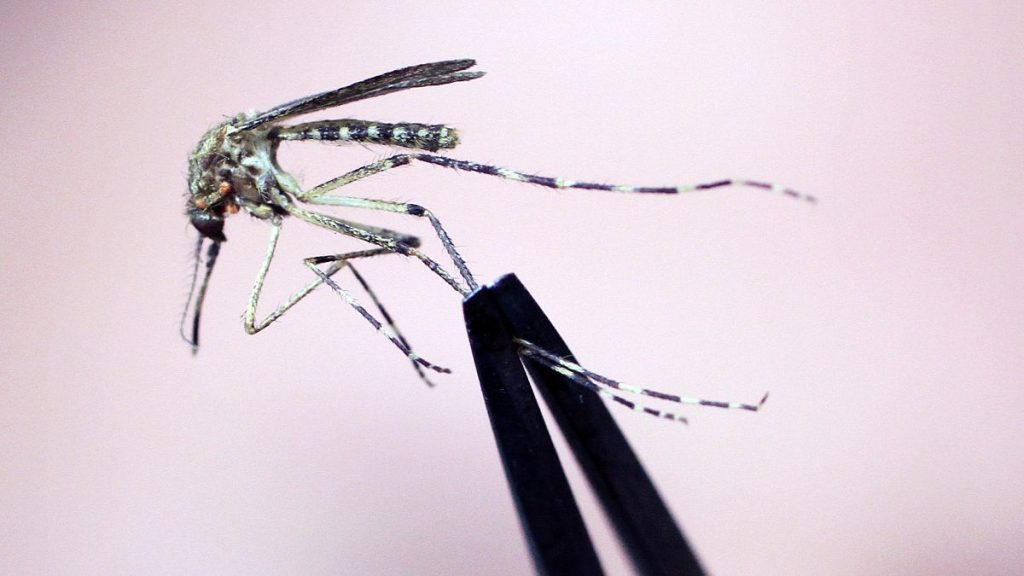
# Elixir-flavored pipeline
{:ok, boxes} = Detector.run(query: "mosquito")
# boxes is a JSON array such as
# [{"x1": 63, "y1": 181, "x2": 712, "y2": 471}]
[{"x1": 181, "y1": 59, "x2": 811, "y2": 423}]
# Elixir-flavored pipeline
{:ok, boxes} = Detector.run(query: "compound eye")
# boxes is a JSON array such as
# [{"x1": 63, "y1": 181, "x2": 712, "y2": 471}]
[{"x1": 189, "y1": 208, "x2": 226, "y2": 242}]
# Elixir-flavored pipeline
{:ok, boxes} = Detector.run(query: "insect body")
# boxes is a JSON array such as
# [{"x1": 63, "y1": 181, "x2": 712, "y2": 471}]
[{"x1": 182, "y1": 59, "x2": 808, "y2": 421}]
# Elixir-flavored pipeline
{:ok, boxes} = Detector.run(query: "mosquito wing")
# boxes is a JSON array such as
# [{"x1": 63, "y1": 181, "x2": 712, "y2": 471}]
[{"x1": 234, "y1": 59, "x2": 484, "y2": 131}]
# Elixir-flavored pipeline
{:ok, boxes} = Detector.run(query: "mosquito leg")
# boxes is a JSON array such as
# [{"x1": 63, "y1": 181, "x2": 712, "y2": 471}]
[
  {"x1": 293, "y1": 153, "x2": 815, "y2": 204},
  {"x1": 414, "y1": 155, "x2": 816, "y2": 202},
  {"x1": 244, "y1": 220, "x2": 394, "y2": 334},
  {"x1": 515, "y1": 338, "x2": 769, "y2": 420},
  {"x1": 291, "y1": 155, "x2": 418, "y2": 201},
  {"x1": 244, "y1": 221, "x2": 285, "y2": 334},
  {"x1": 300, "y1": 195, "x2": 477, "y2": 291},
  {"x1": 515, "y1": 341, "x2": 690, "y2": 424},
  {"x1": 243, "y1": 221, "x2": 446, "y2": 378},
  {"x1": 305, "y1": 254, "x2": 451, "y2": 375},
  {"x1": 283, "y1": 152, "x2": 809, "y2": 299},
  {"x1": 346, "y1": 262, "x2": 438, "y2": 386},
  {"x1": 285, "y1": 203, "x2": 471, "y2": 296}
]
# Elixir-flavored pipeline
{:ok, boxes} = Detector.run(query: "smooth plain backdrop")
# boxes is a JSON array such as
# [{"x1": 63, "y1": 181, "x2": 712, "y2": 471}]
[{"x1": 2, "y1": 2, "x2": 1021, "y2": 574}]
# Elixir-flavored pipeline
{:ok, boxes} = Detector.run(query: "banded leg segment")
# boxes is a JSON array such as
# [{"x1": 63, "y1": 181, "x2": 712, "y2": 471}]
[
  {"x1": 305, "y1": 254, "x2": 451, "y2": 375},
  {"x1": 416, "y1": 155, "x2": 816, "y2": 202},
  {"x1": 295, "y1": 153, "x2": 815, "y2": 203},
  {"x1": 245, "y1": 220, "x2": 391, "y2": 334},
  {"x1": 515, "y1": 340, "x2": 689, "y2": 424},
  {"x1": 345, "y1": 262, "x2": 438, "y2": 385},
  {"x1": 299, "y1": 194, "x2": 477, "y2": 292},
  {"x1": 286, "y1": 204, "x2": 471, "y2": 295},
  {"x1": 516, "y1": 338, "x2": 769, "y2": 422},
  {"x1": 244, "y1": 222, "x2": 449, "y2": 377}
]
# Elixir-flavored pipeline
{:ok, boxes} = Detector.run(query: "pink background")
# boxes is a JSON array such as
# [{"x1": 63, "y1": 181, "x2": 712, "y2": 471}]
[{"x1": 2, "y1": 2, "x2": 1021, "y2": 574}]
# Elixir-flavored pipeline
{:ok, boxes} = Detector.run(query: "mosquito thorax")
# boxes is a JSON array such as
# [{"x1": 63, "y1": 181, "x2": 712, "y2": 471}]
[{"x1": 186, "y1": 113, "x2": 288, "y2": 241}]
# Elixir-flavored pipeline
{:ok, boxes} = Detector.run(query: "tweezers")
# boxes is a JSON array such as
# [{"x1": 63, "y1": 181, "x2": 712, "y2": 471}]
[{"x1": 463, "y1": 274, "x2": 705, "y2": 576}]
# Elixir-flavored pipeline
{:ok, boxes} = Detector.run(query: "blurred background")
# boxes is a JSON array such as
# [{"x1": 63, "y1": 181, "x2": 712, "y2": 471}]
[{"x1": 1, "y1": 2, "x2": 1021, "y2": 574}]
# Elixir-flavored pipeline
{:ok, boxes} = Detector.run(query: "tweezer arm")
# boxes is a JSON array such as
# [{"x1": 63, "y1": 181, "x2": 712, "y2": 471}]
[
  {"x1": 464, "y1": 282, "x2": 604, "y2": 576},
  {"x1": 464, "y1": 274, "x2": 705, "y2": 576}
]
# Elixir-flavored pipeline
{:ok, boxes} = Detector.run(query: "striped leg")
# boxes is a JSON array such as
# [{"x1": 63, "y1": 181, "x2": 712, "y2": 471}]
[
  {"x1": 305, "y1": 254, "x2": 451, "y2": 375},
  {"x1": 295, "y1": 153, "x2": 816, "y2": 204},
  {"x1": 516, "y1": 339, "x2": 769, "y2": 423},
  {"x1": 286, "y1": 204, "x2": 471, "y2": 296},
  {"x1": 300, "y1": 194, "x2": 477, "y2": 292},
  {"x1": 346, "y1": 262, "x2": 439, "y2": 386},
  {"x1": 244, "y1": 221, "x2": 450, "y2": 376}
]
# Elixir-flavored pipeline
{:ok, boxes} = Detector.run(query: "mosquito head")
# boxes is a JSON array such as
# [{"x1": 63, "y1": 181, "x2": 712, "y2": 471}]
[
  {"x1": 181, "y1": 119, "x2": 241, "y2": 352},
  {"x1": 188, "y1": 206, "x2": 227, "y2": 242}
]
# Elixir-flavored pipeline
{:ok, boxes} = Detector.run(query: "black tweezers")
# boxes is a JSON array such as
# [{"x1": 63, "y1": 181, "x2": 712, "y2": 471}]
[{"x1": 463, "y1": 274, "x2": 706, "y2": 576}]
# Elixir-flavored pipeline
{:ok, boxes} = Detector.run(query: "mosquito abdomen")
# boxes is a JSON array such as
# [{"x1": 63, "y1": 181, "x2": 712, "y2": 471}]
[{"x1": 272, "y1": 120, "x2": 459, "y2": 151}]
